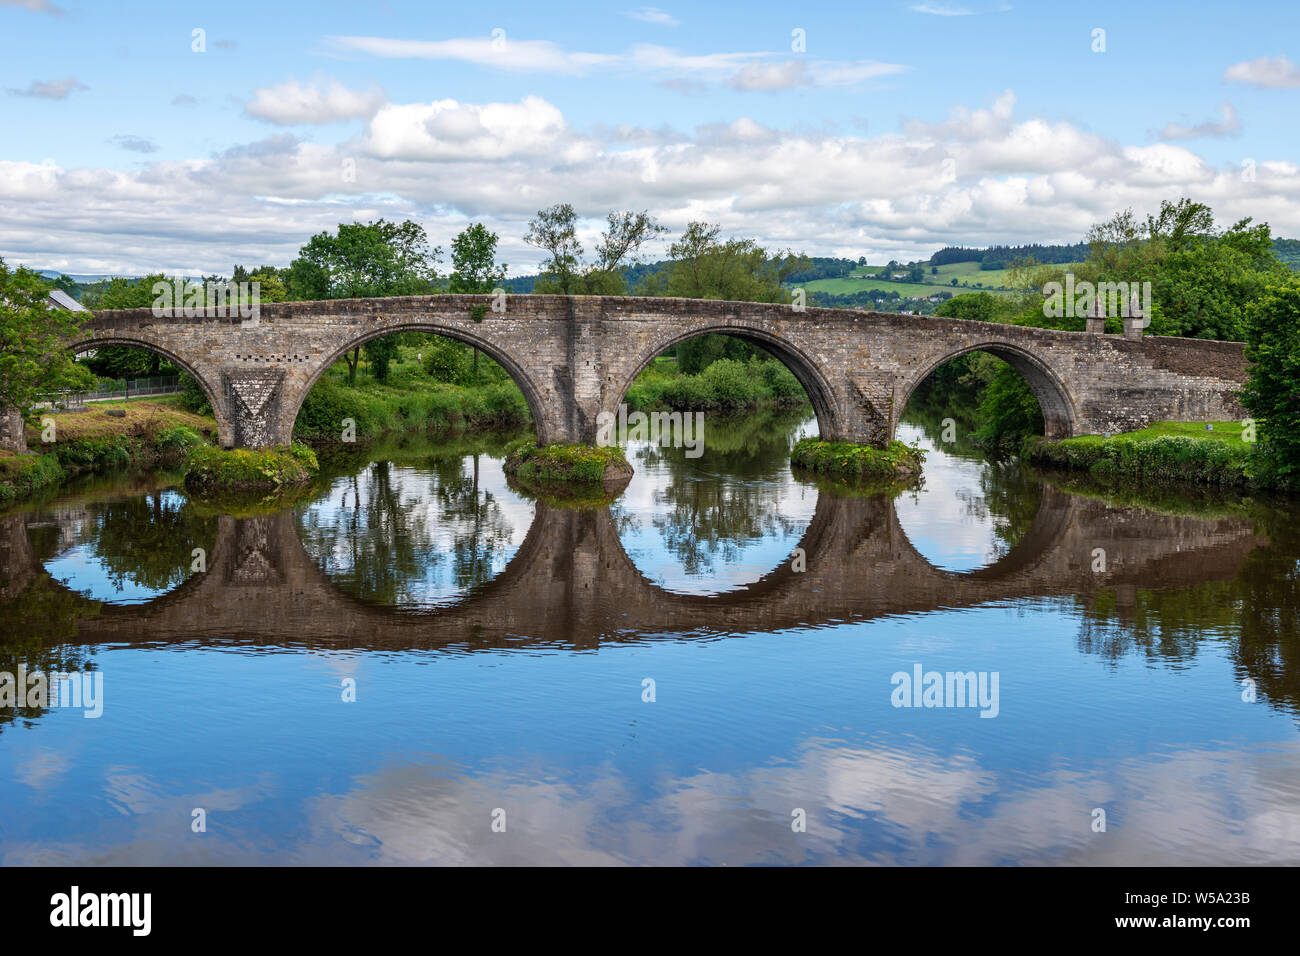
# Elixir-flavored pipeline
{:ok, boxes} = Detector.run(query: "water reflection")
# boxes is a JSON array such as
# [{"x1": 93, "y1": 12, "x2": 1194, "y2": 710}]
[
  {"x1": 296, "y1": 433, "x2": 534, "y2": 609},
  {"x1": 2, "y1": 410, "x2": 1300, "y2": 865},
  {"x1": 615, "y1": 408, "x2": 817, "y2": 593}
]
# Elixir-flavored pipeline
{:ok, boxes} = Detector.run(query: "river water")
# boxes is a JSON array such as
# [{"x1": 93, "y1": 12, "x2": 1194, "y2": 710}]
[{"x1": 2, "y1": 409, "x2": 1299, "y2": 865}]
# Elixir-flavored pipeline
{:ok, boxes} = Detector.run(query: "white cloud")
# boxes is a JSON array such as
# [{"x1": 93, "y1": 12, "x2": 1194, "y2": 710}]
[
  {"x1": 1224, "y1": 54, "x2": 1300, "y2": 88},
  {"x1": 0, "y1": 0, "x2": 65, "y2": 14},
  {"x1": 328, "y1": 35, "x2": 618, "y2": 73},
  {"x1": 6, "y1": 77, "x2": 87, "y2": 99},
  {"x1": 361, "y1": 95, "x2": 567, "y2": 161},
  {"x1": 1158, "y1": 103, "x2": 1242, "y2": 140},
  {"x1": 5, "y1": 90, "x2": 1300, "y2": 276},
  {"x1": 245, "y1": 76, "x2": 387, "y2": 125},
  {"x1": 625, "y1": 6, "x2": 679, "y2": 26},
  {"x1": 330, "y1": 34, "x2": 904, "y2": 91},
  {"x1": 911, "y1": 3, "x2": 974, "y2": 14}
]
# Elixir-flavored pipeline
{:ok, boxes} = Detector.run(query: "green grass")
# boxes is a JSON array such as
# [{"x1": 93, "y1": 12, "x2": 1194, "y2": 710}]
[
  {"x1": 502, "y1": 440, "x2": 631, "y2": 488},
  {"x1": 1023, "y1": 420, "x2": 1274, "y2": 489},
  {"x1": 795, "y1": 261, "x2": 1085, "y2": 301},
  {"x1": 183, "y1": 443, "x2": 319, "y2": 493},
  {"x1": 790, "y1": 436, "x2": 924, "y2": 481}
]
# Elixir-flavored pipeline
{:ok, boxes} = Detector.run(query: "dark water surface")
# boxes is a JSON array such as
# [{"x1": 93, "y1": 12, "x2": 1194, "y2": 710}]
[{"x1": 3, "y1": 410, "x2": 1300, "y2": 865}]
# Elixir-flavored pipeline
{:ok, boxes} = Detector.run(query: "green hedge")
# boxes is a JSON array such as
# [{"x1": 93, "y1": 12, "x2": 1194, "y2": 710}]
[{"x1": 294, "y1": 379, "x2": 529, "y2": 443}]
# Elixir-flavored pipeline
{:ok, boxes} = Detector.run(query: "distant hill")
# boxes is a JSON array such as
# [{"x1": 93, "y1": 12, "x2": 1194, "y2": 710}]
[{"x1": 1273, "y1": 239, "x2": 1300, "y2": 269}]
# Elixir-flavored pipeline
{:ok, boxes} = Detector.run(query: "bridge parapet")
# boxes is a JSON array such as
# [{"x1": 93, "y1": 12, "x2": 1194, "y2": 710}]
[{"x1": 3, "y1": 295, "x2": 1248, "y2": 453}]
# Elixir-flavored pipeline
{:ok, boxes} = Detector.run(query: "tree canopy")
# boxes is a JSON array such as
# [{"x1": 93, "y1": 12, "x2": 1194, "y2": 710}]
[{"x1": 0, "y1": 257, "x2": 95, "y2": 417}]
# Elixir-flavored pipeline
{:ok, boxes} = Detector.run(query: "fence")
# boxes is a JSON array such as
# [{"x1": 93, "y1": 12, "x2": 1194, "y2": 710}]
[{"x1": 38, "y1": 375, "x2": 182, "y2": 410}]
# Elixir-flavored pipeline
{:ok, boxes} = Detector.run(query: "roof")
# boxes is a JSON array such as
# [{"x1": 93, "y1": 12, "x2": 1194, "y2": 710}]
[{"x1": 47, "y1": 289, "x2": 88, "y2": 312}]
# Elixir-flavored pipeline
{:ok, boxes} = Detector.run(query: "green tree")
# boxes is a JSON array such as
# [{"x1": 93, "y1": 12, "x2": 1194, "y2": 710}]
[
  {"x1": 636, "y1": 221, "x2": 808, "y2": 373},
  {"x1": 449, "y1": 223, "x2": 509, "y2": 375},
  {"x1": 526, "y1": 204, "x2": 665, "y2": 295},
  {"x1": 287, "y1": 219, "x2": 442, "y2": 383},
  {"x1": 1241, "y1": 280, "x2": 1300, "y2": 475},
  {"x1": 0, "y1": 259, "x2": 96, "y2": 451}
]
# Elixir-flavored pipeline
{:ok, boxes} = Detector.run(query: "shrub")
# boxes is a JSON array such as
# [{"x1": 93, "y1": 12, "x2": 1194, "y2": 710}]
[
  {"x1": 700, "y1": 358, "x2": 762, "y2": 410},
  {"x1": 790, "y1": 436, "x2": 924, "y2": 480},
  {"x1": 503, "y1": 440, "x2": 631, "y2": 485},
  {"x1": 1241, "y1": 281, "x2": 1300, "y2": 475},
  {"x1": 184, "y1": 442, "x2": 318, "y2": 492}
]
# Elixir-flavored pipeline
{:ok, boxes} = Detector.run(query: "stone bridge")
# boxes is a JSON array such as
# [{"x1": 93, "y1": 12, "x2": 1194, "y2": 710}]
[
  {"x1": 28, "y1": 295, "x2": 1247, "y2": 452},
  {"x1": 1, "y1": 485, "x2": 1262, "y2": 651}
]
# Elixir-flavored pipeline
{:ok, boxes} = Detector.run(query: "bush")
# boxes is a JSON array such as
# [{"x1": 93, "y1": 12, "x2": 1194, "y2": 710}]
[
  {"x1": 1023, "y1": 432, "x2": 1260, "y2": 488},
  {"x1": 184, "y1": 442, "x2": 318, "y2": 492},
  {"x1": 790, "y1": 437, "x2": 924, "y2": 480},
  {"x1": 1242, "y1": 281, "x2": 1300, "y2": 476},
  {"x1": 503, "y1": 440, "x2": 631, "y2": 486},
  {"x1": 176, "y1": 374, "x2": 212, "y2": 415}
]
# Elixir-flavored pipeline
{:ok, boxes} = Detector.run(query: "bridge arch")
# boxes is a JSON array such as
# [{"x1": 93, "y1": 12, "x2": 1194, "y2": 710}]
[
  {"x1": 68, "y1": 335, "x2": 232, "y2": 444},
  {"x1": 894, "y1": 341, "x2": 1078, "y2": 441},
  {"x1": 613, "y1": 323, "x2": 844, "y2": 440},
  {"x1": 286, "y1": 322, "x2": 553, "y2": 445}
]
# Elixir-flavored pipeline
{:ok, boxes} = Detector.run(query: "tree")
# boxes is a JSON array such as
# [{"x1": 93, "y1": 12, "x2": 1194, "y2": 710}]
[
  {"x1": 448, "y1": 223, "x2": 508, "y2": 295},
  {"x1": 0, "y1": 259, "x2": 96, "y2": 452},
  {"x1": 287, "y1": 219, "x2": 442, "y2": 383},
  {"x1": 449, "y1": 223, "x2": 509, "y2": 375},
  {"x1": 525, "y1": 204, "x2": 665, "y2": 295},
  {"x1": 1241, "y1": 281, "x2": 1300, "y2": 476},
  {"x1": 635, "y1": 221, "x2": 808, "y2": 373}
]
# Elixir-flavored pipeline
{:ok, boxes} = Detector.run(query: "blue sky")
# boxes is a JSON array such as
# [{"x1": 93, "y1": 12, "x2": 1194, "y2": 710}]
[{"x1": 1, "y1": 0, "x2": 1297, "y2": 274}]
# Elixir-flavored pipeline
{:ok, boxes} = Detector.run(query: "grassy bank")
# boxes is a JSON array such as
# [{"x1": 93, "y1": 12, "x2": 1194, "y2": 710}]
[
  {"x1": 183, "y1": 443, "x2": 319, "y2": 494},
  {"x1": 625, "y1": 356, "x2": 806, "y2": 412},
  {"x1": 790, "y1": 436, "x2": 925, "y2": 482},
  {"x1": 1023, "y1": 421, "x2": 1294, "y2": 491},
  {"x1": 503, "y1": 440, "x2": 633, "y2": 497},
  {"x1": 0, "y1": 397, "x2": 216, "y2": 507}
]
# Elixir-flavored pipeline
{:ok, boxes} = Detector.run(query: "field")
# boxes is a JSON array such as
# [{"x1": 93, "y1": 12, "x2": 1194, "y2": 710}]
[{"x1": 794, "y1": 260, "x2": 1082, "y2": 300}]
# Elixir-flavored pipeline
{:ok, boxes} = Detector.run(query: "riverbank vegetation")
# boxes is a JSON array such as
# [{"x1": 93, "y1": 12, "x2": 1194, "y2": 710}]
[
  {"x1": 503, "y1": 440, "x2": 632, "y2": 494},
  {"x1": 183, "y1": 442, "x2": 319, "y2": 494},
  {"x1": 790, "y1": 436, "x2": 924, "y2": 482},
  {"x1": 1023, "y1": 421, "x2": 1295, "y2": 492},
  {"x1": 0, "y1": 397, "x2": 215, "y2": 506}
]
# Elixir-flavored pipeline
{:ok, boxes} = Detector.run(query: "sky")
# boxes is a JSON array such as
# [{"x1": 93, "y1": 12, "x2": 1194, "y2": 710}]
[{"x1": 1, "y1": 0, "x2": 1297, "y2": 276}]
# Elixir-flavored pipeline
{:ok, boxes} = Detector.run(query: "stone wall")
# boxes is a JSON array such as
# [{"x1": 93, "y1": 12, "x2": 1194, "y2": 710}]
[
  {"x1": 80, "y1": 295, "x2": 1251, "y2": 449},
  {"x1": 0, "y1": 405, "x2": 26, "y2": 454}
]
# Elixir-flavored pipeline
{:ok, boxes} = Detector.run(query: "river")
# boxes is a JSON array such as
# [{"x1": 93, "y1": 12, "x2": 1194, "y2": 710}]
[{"x1": 2, "y1": 408, "x2": 1299, "y2": 865}]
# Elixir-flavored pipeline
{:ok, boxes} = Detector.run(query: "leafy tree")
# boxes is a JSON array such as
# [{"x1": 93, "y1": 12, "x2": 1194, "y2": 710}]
[
  {"x1": 287, "y1": 219, "x2": 442, "y2": 383},
  {"x1": 1241, "y1": 280, "x2": 1300, "y2": 476},
  {"x1": 448, "y1": 223, "x2": 508, "y2": 294},
  {"x1": 0, "y1": 259, "x2": 96, "y2": 451},
  {"x1": 635, "y1": 221, "x2": 808, "y2": 373},
  {"x1": 449, "y1": 223, "x2": 509, "y2": 375},
  {"x1": 526, "y1": 204, "x2": 665, "y2": 294}
]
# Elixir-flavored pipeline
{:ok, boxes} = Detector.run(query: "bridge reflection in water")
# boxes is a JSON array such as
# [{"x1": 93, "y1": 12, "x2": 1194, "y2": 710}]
[{"x1": 1, "y1": 484, "x2": 1262, "y2": 651}]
